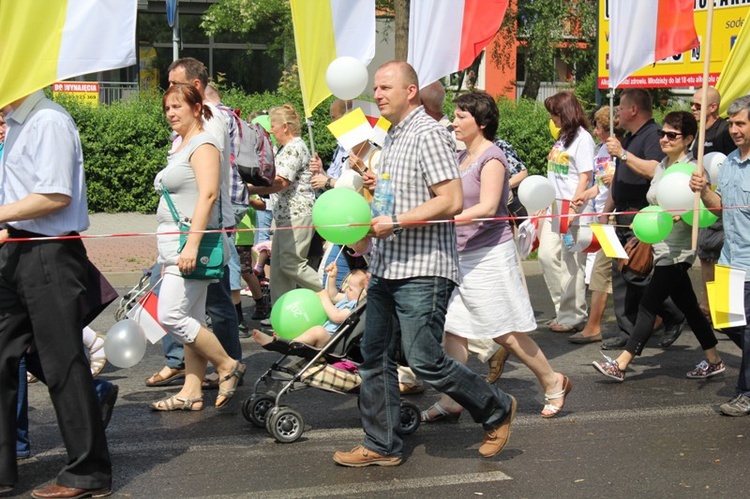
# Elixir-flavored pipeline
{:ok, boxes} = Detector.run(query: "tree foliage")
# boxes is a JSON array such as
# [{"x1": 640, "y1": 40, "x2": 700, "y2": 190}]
[
  {"x1": 201, "y1": 0, "x2": 293, "y2": 60},
  {"x1": 492, "y1": 0, "x2": 597, "y2": 101}
]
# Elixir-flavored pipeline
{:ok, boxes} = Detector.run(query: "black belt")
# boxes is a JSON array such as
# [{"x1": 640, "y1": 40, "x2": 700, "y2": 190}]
[{"x1": 7, "y1": 227, "x2": 78, "y2": 239}]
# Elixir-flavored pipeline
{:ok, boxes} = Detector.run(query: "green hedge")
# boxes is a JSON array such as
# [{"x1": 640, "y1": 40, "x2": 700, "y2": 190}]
[
  {"x1": 56, "y1": 86, "x2": 340, "y2": 213},
  {"x1": 55, "y1": 87, "x2": 686, "y2": 213}
]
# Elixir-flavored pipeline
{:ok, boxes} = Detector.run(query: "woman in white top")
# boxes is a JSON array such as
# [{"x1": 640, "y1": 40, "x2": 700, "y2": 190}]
[
  {"x1": 538, "y1": 91, "x2": 594, "y2": 332},
  {"x1": 151, "y1": 84, "x2": 245, "y2": 411}
]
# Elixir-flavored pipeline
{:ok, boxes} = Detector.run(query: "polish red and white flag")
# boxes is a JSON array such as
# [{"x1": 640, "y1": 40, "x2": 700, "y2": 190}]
[
  {"x1": 608, "y1": 0, "x2": 699, "y2": 89},
  {"x1": 407, "y1": 0, "x2": 509, "y2": 88},
  {"x1": 126, "y1": 291, "x2": 167, "y2": 344}
]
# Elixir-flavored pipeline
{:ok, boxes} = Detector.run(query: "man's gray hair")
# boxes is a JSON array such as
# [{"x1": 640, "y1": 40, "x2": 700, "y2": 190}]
[{"x1": 727, "y1": 95, "x2": 750, "y2": 117}]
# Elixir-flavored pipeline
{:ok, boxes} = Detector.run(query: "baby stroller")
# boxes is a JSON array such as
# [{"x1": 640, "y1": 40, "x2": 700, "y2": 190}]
[
  {"x1": 241, "y1": 299, "x2": 421, "y2": 443},
  {"x1": 114, "y1": 267, "x2": 155, "y2": 321}
]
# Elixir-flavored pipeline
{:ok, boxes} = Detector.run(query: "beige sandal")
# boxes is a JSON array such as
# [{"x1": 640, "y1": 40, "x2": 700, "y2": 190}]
[
  {"x1": 541, "y1": 375, "x2": 572, "y2": 418},
  {"x1": 89, "y1": 334, "x2": 107, "y2": 377},
  {"x1": 150, "y1": 395, "x2": 203, "y2": 412}
]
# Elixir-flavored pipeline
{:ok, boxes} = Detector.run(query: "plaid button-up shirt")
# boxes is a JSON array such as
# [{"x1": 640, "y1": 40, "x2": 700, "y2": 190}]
[
  {"x1": 369, "y1": 106, "x2": 460, "y2": 283},
  {"x1": 216, "y1": 104, "x2": 249, "y2": 207}
]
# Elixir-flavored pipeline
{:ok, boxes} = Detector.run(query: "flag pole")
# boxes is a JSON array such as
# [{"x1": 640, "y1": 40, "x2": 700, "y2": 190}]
[
  {"x1": 306, "y1": 118, "x2": 316, "y2": 158},
  {"x1": 691, "y1": 0, "x2": 715, "y2": 250}
]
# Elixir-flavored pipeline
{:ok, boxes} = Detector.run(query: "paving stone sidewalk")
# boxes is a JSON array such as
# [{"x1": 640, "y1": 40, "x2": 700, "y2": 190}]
[{"x1": 83, "y1": 213, "x2": 157, "y2": 285}]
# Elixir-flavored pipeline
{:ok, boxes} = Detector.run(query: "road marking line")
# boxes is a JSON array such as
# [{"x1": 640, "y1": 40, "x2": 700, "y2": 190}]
[{"x1": 204, "y1": 471, "x2": 512, "y2": 498}]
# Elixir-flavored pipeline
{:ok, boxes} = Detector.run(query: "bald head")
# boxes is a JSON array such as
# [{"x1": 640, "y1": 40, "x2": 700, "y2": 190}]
[
  {"x1": 379, "y1": 61, "x2": 419, "y2": 88},
  {"x1": 373, "y1": 61, "x2": 420, "y2": 124},
  {"x1": 692, "y1": 87, "x2": 721, "y2": 125},
  {"x1": 421, "y1": 81, "x2": 446, "y2": 121}
]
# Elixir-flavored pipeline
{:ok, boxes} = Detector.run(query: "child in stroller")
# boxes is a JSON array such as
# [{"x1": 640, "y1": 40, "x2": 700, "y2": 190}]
[
  {"x1": 242, "y1": 268, "x2": 421, "y2": 443},
  {"x1": 252, "y1": 264, "x2": 367, "y2": 348}
]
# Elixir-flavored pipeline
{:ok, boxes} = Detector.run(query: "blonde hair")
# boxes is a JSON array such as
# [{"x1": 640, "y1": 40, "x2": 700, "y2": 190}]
[{"x1": 270, "y1": 104, "x2": 301, "y2": 136}]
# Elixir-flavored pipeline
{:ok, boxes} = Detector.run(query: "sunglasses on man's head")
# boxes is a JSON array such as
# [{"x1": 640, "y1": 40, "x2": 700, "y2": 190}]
[{"x1": 657, "y1": 130, "x2": 683, "y2": 140}]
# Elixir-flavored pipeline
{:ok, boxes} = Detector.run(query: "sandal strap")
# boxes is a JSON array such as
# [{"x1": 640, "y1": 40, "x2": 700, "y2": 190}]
[
  {"x1": 544, "y1": 390, "x2": 567, "y2": 402},
  {"x1": 429, "y1": 402, "x2": 450, "y2": 417},
  {"x1": 542, "y1": 403, "x2": 562, "y2": 415}
]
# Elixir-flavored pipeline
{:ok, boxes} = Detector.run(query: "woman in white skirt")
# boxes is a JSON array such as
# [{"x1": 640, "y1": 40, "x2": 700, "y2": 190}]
[{"x1": 421, "y1": 92, "x2": 572, "y2": 421}]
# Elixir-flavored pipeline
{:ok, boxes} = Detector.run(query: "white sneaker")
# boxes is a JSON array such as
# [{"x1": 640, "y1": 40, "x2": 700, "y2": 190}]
[
  {"x1": 240, "y1": 287, "x2": 252, "y2": 296},
  {"x1": 260, "y1": 317, "x2": 272, "y2": 327}
]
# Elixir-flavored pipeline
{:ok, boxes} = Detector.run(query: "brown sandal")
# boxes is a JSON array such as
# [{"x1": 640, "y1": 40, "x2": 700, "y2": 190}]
[
  {"x1": 145, "y1": 366, "x2": 186, "y2": 387},
  {"x1": 215, "y1": 361, "x2": 246, "y2": 408}
]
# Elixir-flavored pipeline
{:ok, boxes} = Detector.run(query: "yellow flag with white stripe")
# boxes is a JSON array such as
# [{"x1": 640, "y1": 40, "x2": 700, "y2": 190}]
[
  {"x1": 290, "y1": 0, "x2": 375, "y2": 118},
  {"x1": 0, "y1": 0, "x2": 137, "y2": 109},
  {"x1": 716, "y1": 8, "x2": 750, "y2": 117},
  {"x1": 707, "y1": 265, "x2": 747, "y2": 329}
]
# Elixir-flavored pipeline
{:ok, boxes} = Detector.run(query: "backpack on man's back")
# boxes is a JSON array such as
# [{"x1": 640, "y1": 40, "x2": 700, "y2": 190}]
[{"x1": 233, "y1": 115, "x2": 275, "y2": 187}]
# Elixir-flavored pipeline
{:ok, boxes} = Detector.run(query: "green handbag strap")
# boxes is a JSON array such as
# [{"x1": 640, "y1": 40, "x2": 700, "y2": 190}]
[{"x1": 161, "y1": 184, "x2": 223, "y2": 228}]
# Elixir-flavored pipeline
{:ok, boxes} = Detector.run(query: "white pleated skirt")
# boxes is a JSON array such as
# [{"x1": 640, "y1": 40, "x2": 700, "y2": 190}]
[{"x1": 445, "y1": 239, "x2": 537, "y2": 339}]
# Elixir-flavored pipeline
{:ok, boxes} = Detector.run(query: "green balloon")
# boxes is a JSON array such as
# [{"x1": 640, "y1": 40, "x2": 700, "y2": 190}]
[
  {"x1": 312, "y1": 188, "x2": 372, "y2": 245},
  {"x1": 681, "y1": 201, "x2": 719, "y2": 228},
  {"x1": 663, "y1": 162, "x2": 695, "y2": 177},
  {"x1": 633, "y1": 205, "x2": 674, "y2": 244},
  {"x1": 270, "y1": 289, "x2": 328, "y2": 340}
]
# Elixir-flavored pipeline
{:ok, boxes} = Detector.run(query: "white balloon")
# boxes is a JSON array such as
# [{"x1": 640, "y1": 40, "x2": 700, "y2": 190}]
[
  {"x1": 656, "y1": 171, "x2": 694, "y2": 215},
  {"x1": 326, "y1": 56, "x2": 369, "y2": 100},
  {"x1": 518, "y1": 175, "x2": 556, "y2": 213},
  {"x1": 703, "y1": 152, "x2": 726, "y2": 187},
  {"x1": 334, "y1": 169, "x2": 364, "y2": 192},
  {"x1": 104, "y1": 319, "x2": 147, "y2": 369}
]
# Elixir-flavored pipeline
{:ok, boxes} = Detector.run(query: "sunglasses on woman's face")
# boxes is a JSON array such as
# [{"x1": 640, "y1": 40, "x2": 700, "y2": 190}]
[{"x1": 657, "y1": 130, "x2": 683, "y2": 140}]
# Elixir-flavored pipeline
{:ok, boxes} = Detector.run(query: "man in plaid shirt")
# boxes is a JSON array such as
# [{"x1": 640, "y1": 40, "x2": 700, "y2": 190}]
[{"x1": 333, "y1": 61, "x2": 517, "y2": 467}]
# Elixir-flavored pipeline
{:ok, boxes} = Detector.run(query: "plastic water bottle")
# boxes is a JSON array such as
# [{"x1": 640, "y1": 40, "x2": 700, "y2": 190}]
[
  {"x1": 371, "y1": 173, "x2": 395, "y2": 218},
  {"x1": 562, "y1": 230, "x2": 575, "y2": 251}
]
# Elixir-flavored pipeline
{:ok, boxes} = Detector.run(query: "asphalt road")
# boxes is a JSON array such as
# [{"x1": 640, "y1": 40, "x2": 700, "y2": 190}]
[{"x1": 13, "y1": 266, "x2": 749, "y2": 498}]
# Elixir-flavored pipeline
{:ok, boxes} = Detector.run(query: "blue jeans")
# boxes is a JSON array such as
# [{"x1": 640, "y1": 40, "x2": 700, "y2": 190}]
[
  {"x1": 16, "y1": 358, "x2": 29, "y2": 458},
  {"x1": 359, "y1": 275, "x2": 513, "y2": 457},
  {"x1": 726, "y1": 281, "x2": 750, "y2": 395},
  {"x1": 255, "y1": 209, "x2": 273, "y2": 245},
  {"x1": 158, "y1": 265, "x2": 242, "y2": 364}
]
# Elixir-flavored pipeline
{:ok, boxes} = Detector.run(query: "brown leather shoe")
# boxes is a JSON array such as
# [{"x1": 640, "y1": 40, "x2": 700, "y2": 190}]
[
  {"x1": 333, "y1": 445, "x2": 402, "y2": 467},
  {"x1": 478, "y1": 395, "x2": 517, "y2": 458},
  {"x1": 485, "y1": 346, "x2": 510, "y2": 384},
  {"x1": 31, "y1": 484, "x2": 111, "y2": 499}
]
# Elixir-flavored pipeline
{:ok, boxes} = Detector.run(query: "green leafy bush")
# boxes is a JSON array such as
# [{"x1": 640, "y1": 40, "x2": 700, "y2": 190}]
[
  {"x1": 496, "y1": 97, "x2": 555, "y2": 176},
  {"x1": 55, "y1": 83, "x2": 691, "y2": 214},
  {"x1": 59, "y1": 93, "x2": 170, "y2": 213}
]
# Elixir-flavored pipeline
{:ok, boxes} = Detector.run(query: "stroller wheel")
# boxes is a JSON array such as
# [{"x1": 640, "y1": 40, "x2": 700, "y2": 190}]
[
  {"x1": 399, "y1": 401, "x2": 421, "y2": 435},
  {"x1": 244, "y1": 394, "x2": 275, "y2": 428},
  {"x1": 267, "y1": 407, "x2": 305, "y2": 443}
]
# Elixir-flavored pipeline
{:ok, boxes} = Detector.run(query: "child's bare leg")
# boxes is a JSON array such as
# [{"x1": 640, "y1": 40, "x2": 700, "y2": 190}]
[{"x1": 293, "y1": 325, "x2": 330, "y2": 348}]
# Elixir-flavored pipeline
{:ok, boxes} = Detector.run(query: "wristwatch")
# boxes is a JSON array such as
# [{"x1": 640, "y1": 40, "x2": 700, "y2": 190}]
[
  {"x1": 392, "y1": 214, "x2": 403, "y2": 235},
  {"x1": 324, "y1": 178, "x2": 332, "y2": 189},
  {"x1": 620, "y1": 151, "x2": 628, "y2": 162}
]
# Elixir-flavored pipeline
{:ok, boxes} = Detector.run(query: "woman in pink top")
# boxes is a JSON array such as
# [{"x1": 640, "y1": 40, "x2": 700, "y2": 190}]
[{"x1": 421, "y1": 92, "x2": 571, "y2": 422}]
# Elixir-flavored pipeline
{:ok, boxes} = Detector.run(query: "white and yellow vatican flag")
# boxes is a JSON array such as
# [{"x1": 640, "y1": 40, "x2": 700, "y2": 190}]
[
  {"x1": 707, "y1": 265, "x2": 747, "y2": 329},
  {"x1": 0, "y1": 0, "x2": 137, "y2": 108}
]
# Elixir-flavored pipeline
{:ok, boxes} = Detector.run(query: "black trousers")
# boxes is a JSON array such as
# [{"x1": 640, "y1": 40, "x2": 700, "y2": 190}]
[
  {"x1": 0, "y1": 237, "x2": 111, "y2": 488},
  {"x1": 624, "y1": 263, "x2": 718, "y2": 356},
  {"x1": 610, "y1": 210, "x2": 685, "y2": 338}
]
